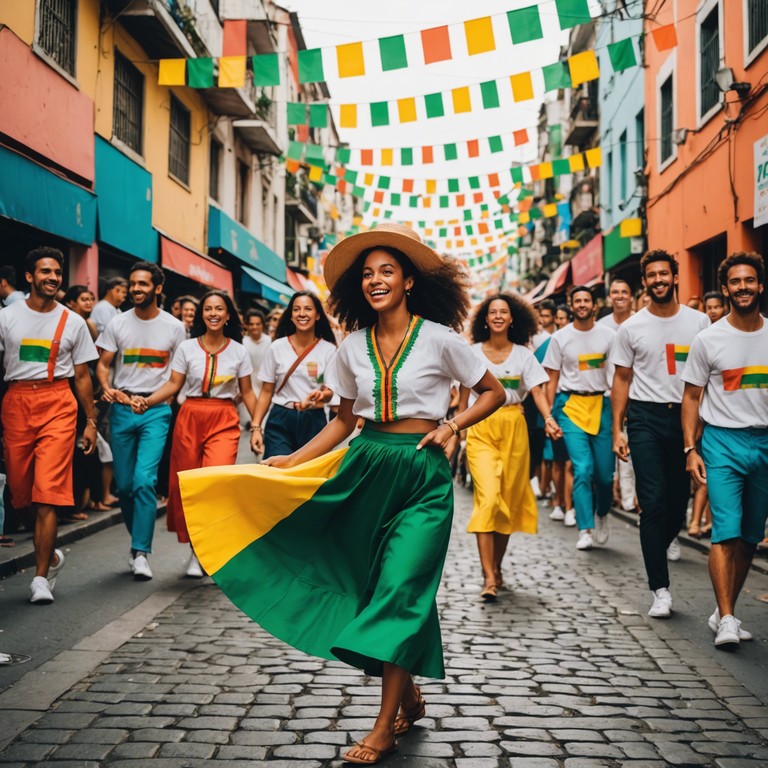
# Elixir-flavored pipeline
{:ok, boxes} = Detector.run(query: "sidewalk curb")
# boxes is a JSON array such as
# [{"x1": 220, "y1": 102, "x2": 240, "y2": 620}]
[
  {"x1": 0, "y1": 504, "x2": 166, "y2": 580},
  {"x1": 609, "y1": 506, "x2": 768, "y2": 576}
]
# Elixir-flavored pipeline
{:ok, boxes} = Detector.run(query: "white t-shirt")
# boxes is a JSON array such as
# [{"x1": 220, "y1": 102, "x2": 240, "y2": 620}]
[
  {"x1": 259, "y1": 336, "x2": 337, "y2": 407},
  {"x1": 243, "y1": 334, "x2": 271, "y2": 396},
  {"x1": 469, "y1": 342, "x2": 549, "y2": 406},
  {"x1": 91, "y1": 300, "x2": 120, "y2": 334},
  {"x1": 610, "y1": 305, "x2": 709, "y2": 403},
  {"x1": 171, "y1": 338, "x2": 253, "y2": 399},
  {"x1": 681, "y1": 317, "x2": 768, "y2": 429},
  {"x1": 530, "y1": 329, "x2": 551, "y2": 351},
  {"x1": 0, "y1": 300, "x2": 97, "y2": 381},
  {"x1": 96, "y1": 309, "x2": 186, "y2": 392},
  {"x1": 326, "y1": 317, "x2": 487, "y2": 422},
  {"x1": 1, "y1": 290, "x2": 26, "y2": 308},
  {"x1": 543, "y1": 323, "x2": 615, "y2": 394}
]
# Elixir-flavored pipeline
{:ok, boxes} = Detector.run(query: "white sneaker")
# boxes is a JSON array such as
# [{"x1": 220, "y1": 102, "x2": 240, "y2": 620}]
[
  {"x1": 594, "y1": 515, "x2": 609, "y2": 545},
  {"x1": 576, "y1": 531, "x2": 593, "y2": 550},
  {"x1": 132, "y1": 554, "x2": 153, "y2": 581},
  {"x1": 47, "y1": 548, "x2": 65, "y2": 589},
  {"x1": 530, "y1": 476, "x2": 542, "y2": 498},
  {"x1": 186, "y1": 551, "x2": 204, "y2": 578},
  {"x1": 563, "y1": 508, "x2": 577, "y2": 527},
  {"x1": 648, "y1": 587, "x2": 672, "y2": 618},
  {"x1": 29, "y1": 576, "x2": 54, "y2": 604},
  {"x1": 714, "y1": 614, "x2": 741, "y2": 648},
  {"x1": 666, "y1": 538, "x2": 681, "y2": 561},
  {"x1": 708, "y1": 609, "x2": 752, "y2": 641},
  {"x1": 549, "y1": 505, "x2": 565, "y2": 521}
]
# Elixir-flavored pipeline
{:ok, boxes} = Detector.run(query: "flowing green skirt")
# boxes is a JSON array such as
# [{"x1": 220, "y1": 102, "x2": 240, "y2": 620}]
[{"x1": 179, "y1": 426, "x2": 454, "y2": 679}]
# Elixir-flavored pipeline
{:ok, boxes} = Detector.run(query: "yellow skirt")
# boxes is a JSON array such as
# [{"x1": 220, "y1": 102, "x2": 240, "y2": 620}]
[{"x1": 466, "y1": 405, "x2": 538, "y2": 535}]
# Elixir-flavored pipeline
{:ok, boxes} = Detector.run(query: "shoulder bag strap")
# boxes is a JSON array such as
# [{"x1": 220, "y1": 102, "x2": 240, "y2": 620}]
[
  {"x1": 275, "y1": 338, "x2": 320, "y2": 396},
  {"x1": 47, "y1": 309, "x2": 70, "y2": 382}
]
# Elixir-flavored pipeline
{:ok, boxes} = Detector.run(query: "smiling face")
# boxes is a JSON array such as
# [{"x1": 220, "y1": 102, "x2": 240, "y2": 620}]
[
  {"x1": 642, "y1": 260, "x2": 677, "y2": 305},
  {"x1": 570, "y1": 289, "x2": 594, "y2": 321},
  {"x1": 290, "y1": 295, "x2": 318, "y2": 334},
  {"x1": 486, "y1": 298, "x2": 512, "y2": 337},
  {"x1": 361, "y1": 249, "x2": 413, "y2": 314},
  {"x1": 555, "y1": 308, "x2": 570, "y2": 328},
  {"x1": 180, "y1": 301, "x2": 197, "y2": 329},
  {"x1": 201, "y1": 294, "x2": 230, "y2": 334},
  {"x1": 608, "y1": 281, "x2": 632, "y2": 313},
  {"x1": 26, "y1": 258, "x2": 63, "y2": 300},
  {"x1": 129, "y1": 270, "x2": 161, "y2": 309},
  {"x1": 247, "y1": 315, "x2": 264, "y2": 340},
  {"x1": 722, "y1": 264, "x2": 763, "y2": 315}
]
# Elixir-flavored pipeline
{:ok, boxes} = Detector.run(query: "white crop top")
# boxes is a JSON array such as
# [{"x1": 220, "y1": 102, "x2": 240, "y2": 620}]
[
  {"x1": 468, "y1": 342, "x2": 549, "y2": 406},
  {"x1": 171, "y1": 338, "x2": 252, "y2": 399},
  {"x1": 326, "y1": 316, "x2": 487, "y2": 422}
]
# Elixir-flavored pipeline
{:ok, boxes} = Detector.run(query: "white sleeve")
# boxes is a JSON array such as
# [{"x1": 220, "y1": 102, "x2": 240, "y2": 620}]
[
  {"x1": 680, "y1": 333, "x2": 710, "y2": 387},
  {"x1": 609, "y1": 323, "x2": 634, "y2": 368},
  {"x1": 71, "y1": 319, "x2": 98, "y2": 365},
  {"x1": 522, "y1": 350, "x2": 550, "y2": 390},
  {"x1": 324, "y1": 343, "x2": 357, "y2": 399},
  {"x1": 171, "y1": 323, "x2": 186, "y2": 356},
  {"x1": 542, "y1": 333, "x2": 562, "y2": 370},
  {"x1": 236, "y1": 345, "x2": 254, "y2": 379},
  {"x1": 258, "y1": 345, "x2": 278, "y2": 384},
  {"x1": 441, "y1": 329, "x2": 487, "y2": 388},
  {"x1": 95, "y1": 318, "x2": 118, "y2": 353},
  {"x1": 171, "y1": 343, "x2": 188, "y2": 374}
]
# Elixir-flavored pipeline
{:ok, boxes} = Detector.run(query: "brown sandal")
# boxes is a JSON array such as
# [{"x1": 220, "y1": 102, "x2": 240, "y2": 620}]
[
  {"x1": 394, "y1": 685, "x2": 426, "y2": 736},
  {"x1": 342, "y1": 739, "x2": 397, "y2": 764},
  {"x1": 480, "y1": 583, "x2": 498, "y2": 602}
]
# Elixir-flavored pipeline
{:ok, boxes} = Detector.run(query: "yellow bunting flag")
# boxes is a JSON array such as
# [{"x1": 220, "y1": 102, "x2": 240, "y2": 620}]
[
  {"x1": 353, "y1": 215, "x2": 363, "y2": 226},
  {"x1": 339, "y1": 104, "x2": 357, "y2": 128},
  {"x1": 620, "y1": 218, "x2": 642, "y2": 237},
  {"x1": 539, "y1": 162, "x2": 554, "y2": 179},
  {"x1": 397, "y1": 97, "x2": 417, "y2": 123},
  {"x1": 381, "y1": 148, "x2": 393, "y2": 166},
  {"x1": 219, "y1": 56, "x2": 246, "y2": 88},
  {"x1": 518, "y1": 212, "x2": 531, "y2": 224},
  {"x1": 336, "y1": 42, "x2": 365, "y2": 78},
  {"x1": 424, "y1": 179, "x2": 435, "y2": 194},
  {"x1": 470, "y1": 238, "x2": 478, "y2": 246},
  {"x1": 465, "y1": 17, "x2": 495, "y2": 56},
  {"x1": 452, "y1": 86, "x2": 472, "y2": 113},
  {"x1": 364, "y1": 173, "x2": 375, "y2": 186},
  {"x1": 330, "y1": 204, "x2": 340, "y2": 220},
  {"x1": 308, "y1": 165, "x2": 323, "y2": 182},
  {"x1": 569, "y1": 50, "x2": 599, "y2": 86},
  {"x1": 510, "y1": 72, "x2": 534, "y2": 102},
  {"x1": 569, "y1": 153, "x2": 585, "y2": 172},
  {"x1": 422, "y1": 197, "x2": 432, "y2": 208},
  {"x1": 585, "y1": 147, "x2": 603, "y2": 168},
  {"x1": 158, "y1": 59, "x2": 186, "y2": 86},
  {"x1": 543, "y1": 203, "x2": 558, "y2": 218}
]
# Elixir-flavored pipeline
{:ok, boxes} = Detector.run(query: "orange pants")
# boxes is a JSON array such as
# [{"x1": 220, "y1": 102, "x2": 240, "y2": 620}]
[
  {"x1": 1, "y1": 380, "x2": 77, "y2": 508},
  {"x1": 167, "y1": 397, "x2": 240, "y2": 543}
]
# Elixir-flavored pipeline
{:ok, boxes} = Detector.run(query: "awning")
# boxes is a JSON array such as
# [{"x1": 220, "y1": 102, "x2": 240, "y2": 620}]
[
  {"x1": 241, "y1": 265, "x2": 293, "y2": 306},
  {"x1": 208, "y1": 205, "x2": 287, "y2": 282},
  {"x1": 0, "y1": 144, "x2": 96, "y2": 245},
  {"x1": 95, "y1": 137, "x2": 157, "y2": 262},
  {"x1": 286, "y1": 267, "x2": 320, "y2": 295},
  {"x1": 160, "y1": 234, "x2": 233, "y2": 293},
  {"x1": 571, "y1": 233, "x2": 603, "y2": 284},
  {"x1": 522, "y1": 279, "x2": 547, "y2": 302},
  {"x1": 539, "y1": 261, "x2": 572, "y2": 300}
]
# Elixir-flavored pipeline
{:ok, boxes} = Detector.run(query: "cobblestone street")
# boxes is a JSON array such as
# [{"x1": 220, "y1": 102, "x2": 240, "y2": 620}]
[{"x1": 1, "y1": 482, "x2": 767, "y2": 767}]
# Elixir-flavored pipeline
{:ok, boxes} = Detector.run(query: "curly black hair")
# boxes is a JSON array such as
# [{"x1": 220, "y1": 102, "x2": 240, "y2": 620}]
[
  {"x1": 718, "y1": 251, "x2": 765, "y2": 287},
  {"x1": 328, "y1": 246, "x2": 470, "y2": 332},
  {"x1": 275, "y1": 292, "x2": 336, "y2": 344},
  {"x1": 469, "y1": 292, "x2": 539, "y2": 345},
  {"x1": 191, "y1": 290, "x2": 243, "y2": 343}
]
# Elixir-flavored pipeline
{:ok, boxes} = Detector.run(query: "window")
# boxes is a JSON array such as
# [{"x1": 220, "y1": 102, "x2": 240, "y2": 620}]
[
  {"x1": 635, "y1": 109, "x2": 645, "y2": 169},
  {"x1": 169, "y1": 95, "x2": 190, "y2": 185},
  {"x1": 619, "y1": 131, "x2": 627, "y2": 203},
  {"x1": 747, "y1": 0, "x2": 768, "y2": 58},
  {"x1": 660, "y1": 75, "x2": 674, "y2": 164},
  {"x1": 209, "y1": 140, "x2": 221, "y2": 201},
  {"x1": 113, "y1": 51, "x2": 144, "y2": 155},
  {"x1": 699, "y1": 7, "x2": 720, "y2": 117},
  {"x1": 236, "y1": 159, "x2": 249, "y2": 225},
  {"x1": 37, "y1": 0, "x2": 77, "y2": 75},
  {"x1": 606, "y1": 151, "x2": 613, "y2": 213}
]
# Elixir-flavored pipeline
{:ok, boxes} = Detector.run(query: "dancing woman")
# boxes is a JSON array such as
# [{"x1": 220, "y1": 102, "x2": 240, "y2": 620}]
[
  {"x1": 459, "y1": 293, "x2": 561, "y2": 601},
  {"x1": 179, "y1": 223, "x2": 505, "y2": 765}
]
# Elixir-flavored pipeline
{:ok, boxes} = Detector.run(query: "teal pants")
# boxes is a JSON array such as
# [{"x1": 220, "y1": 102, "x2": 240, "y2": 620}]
[
  {"x1": 554, "y1": 394, "x2": 614, "y2": 531},
  {"x1": 110, "y1": 403, "x2": 172, "y2": 553}
]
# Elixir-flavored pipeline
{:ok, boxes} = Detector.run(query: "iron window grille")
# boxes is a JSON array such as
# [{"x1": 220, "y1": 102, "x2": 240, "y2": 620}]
[
  {"x1": 113, "y1": 51, "x2": 144, "y2": 155},
  {"x1": 37, "y1": 0, "x2": 76, "y2": 75},
  {"x1": 169, "y1": 94, "x2": 190, "y2": 185},
  {"x1": 660, "y1": 76, "x2": 674, "y2": 163},
  {"x1": 209, "y1": 140, "x2": 221, "y2": 201},
  {"x1": 748, "y1": 0, "x2": 768, "y2": 55},
  {"x1": 700, "y1": 8, "x2": 720, "y2": 116}
]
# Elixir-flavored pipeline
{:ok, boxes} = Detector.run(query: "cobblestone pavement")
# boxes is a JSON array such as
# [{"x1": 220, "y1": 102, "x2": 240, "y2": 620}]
[{"x1": 1, "y1": 483, "x2": 767, "y2": 767}]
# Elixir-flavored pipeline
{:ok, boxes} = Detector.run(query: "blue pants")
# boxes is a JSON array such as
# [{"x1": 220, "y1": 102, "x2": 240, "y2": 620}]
[
  {"x1": 264, "y1": 404, "x2": 327, "y2": 459},
  {"x1": 110, "y1": 403, "x2": 172, "y2": 553},
  {"x1": 554, "y1": 394, "x2": 614, "y2": 531}
]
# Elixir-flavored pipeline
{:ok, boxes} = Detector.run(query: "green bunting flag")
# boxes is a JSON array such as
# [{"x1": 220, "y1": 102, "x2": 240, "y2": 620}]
[
  {"x1": 556, "y1": 0, "x2": 592, "y2": 30},
  {"x1": 488, "y1": 135, "x2": 503, "y2": 153},
  {"x1": 608, "y1": 38, "x2": 637, "y2": 71},
  {"x1": 252, "y1": 54, "x2": 280, "y2": 86},
  {"x1": 463, "y1": 210, "x2": 472, "y2": 221},
  {"x1": 379, "y1": 34, "x2": 408, "y2": 71},
  {"x1": 352, "y1": 185, "x2": 365, "y2": 197},
  {"x1": 305, "y1": 144, "x2": 325, "y2": 166},
  {"x1": 542, "y1": 61, "x2": 572, "y2": 92},
  {"x1": 309, "y1": 104, "x2": 328, "y2": 128},
  {"x1": 444, "y1": 143, "x2": 458, "y2": 161},
  {"x1": 424, "y1": 92, "x2": 445, "y2": 119},
  {"x1": 448, "y1": 178, "x2": 460, "y2": 193},
  {"x1": 377, "y1": 175, "x2": 391, "y2": 190},
  {"x1": 187, "y1": 58, "x2": 214, "y2": 88},
  {"x1": 553, "y1": 159, "x2": 571, "y2": 176},
  {"x1": 409, "y1": 196, "x2": 419, "y2": 208},
  {"x1": 345, "y1": 168, "x2": 358, "y2": 184},
  {"x1": 298, "y1": 48, "x2": 324, "y2": 83},
  {"x1": 336, "y1": 147, "x2": 351, "y2": 164},
  {"x1": 480, "y1": 80, "x2": 500, "y2": 109},
  {"x1": 468, "y1": 176, "x2": 480, "y2": 190},
  {"x1": 370, "y1": 101, "x2": 390, "y2": 126},
  {"x1": 507, "y1": 6, "x2": 544, "y2": 44},
  {"x1": 390, "y1": 193, "x2": 401, "y2": 206},
  {"x1": 510, "y1": 166, "x2": 524, "y2": 184},
  {"x1": 286, "y1": 140, "x2": 304, "y2": 161},
  {"x1": 440, "y1": 195, "x2": 449, "y2": 208},
  {"x1": 287, "y1": 102, "x2": 306, "y2": 125},
  {"x1": 400, "y1": 148, "x2": 413, "y2": 165}
]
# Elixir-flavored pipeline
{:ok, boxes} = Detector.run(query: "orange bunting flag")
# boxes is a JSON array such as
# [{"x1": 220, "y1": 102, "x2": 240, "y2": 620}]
[
  {"x1": 513, "y1": 129, "x2": 529, "y2": 146},
  {"x1": 452, "y1": 86, "x2": 472, "y2": 113},
  {"x1": 158, "y1": 59, "x2": 186, "y2": 86},
  {"x1": 456, "y1": 194, "x2": 465, "y2": 206},
  {"x1": 421, "y1": 26, "x2": 452, "y2": 64},
  {"x1": 488, "y1": 172, "x2": 500, "y2": 187},
  {"x1": 222, "y1": 20, "x2": 247, "y2": 56},
  {"x1": 465, "y1": 17, "x2": 495, "y2": 56},
  {"x1": 397, "y1": 97, "x2": 417, "y2": 123},
  {"x1": 402, "y1": 179, "x2": 415, "y2": 193},
  {"x1": 422, "y1": 197, "x2": 432, "y2": 208},
  {"x1": 339, "y1": 104, "x2": 357, "y2": 128},
  {"x1": 467, "y1": 139, "x2": 480, "y2": 157},
  {"x1": 361, "y1": 149, "x2": 374, "y2": 166},
  {"x1": 569, "y1": 50, "x2": 599, "y2": 86},
  {"x1": 373, "y1": 191, "x2": 385, "y2": 203},
  {"x1": 651, "y1": 24, "x2": 678, "y2": 52},
  {"x1": 285, "y1": 159, "x2": 300, "y2": 174},
  {"x1": 510, "y1": 72, "x2": 534, "y2": 102},
  {"x1": 337, "y1": 42, "x2": 365, "y2": 78},
  {"x1": 219, "y1": 56, "x2": 246, "y2": 88},
  {"x1": 473, "y1": 192, "x2": 483, "y2": 204},
  {"x1": 421, "y1": 146, "x2": 434, "y2": 164},
  {"x1": 529, "y1": 164, "x2": 541, "y2": 181}
]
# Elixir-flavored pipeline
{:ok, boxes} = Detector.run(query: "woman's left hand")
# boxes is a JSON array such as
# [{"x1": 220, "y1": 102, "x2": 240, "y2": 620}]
[
  {"x1": 417, "y1": 423, "x2": 455, "y2": 455},
  {"x1": 296, "y1": 388, "x2": 327, "y2": 411},
  {"x1": 262, "y1": 454, "x2": 294, "y2": 468}
]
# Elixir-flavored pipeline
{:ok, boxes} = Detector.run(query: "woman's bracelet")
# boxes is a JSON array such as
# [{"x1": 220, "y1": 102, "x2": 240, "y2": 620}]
[
  {"x1": 445, "y1": 419, "x2": 461, "y2": 436},
  {"x1": 545, "y1": 415, "x2": 556, "y2": 423},
  {"x1": 85, "y1": 418, "x2": 98, "y2": 428},
  {"x1": 250, "y1": 425, "x2": 262, "y2": 432}
]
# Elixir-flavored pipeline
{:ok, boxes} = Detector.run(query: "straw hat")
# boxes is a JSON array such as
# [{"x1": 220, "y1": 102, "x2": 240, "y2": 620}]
[{"x1": 323, "y1": 222, "x2": 443, "y2": 291}]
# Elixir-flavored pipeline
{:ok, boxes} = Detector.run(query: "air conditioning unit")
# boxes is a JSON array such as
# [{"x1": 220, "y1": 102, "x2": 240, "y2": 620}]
[{"x1": 307, "y1": 226, "x2": 321, "y2": 240}]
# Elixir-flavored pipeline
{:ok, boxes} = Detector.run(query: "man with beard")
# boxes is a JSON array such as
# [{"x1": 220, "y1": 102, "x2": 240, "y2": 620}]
[
  {"x1": 599, "y1": 279, "x2": 634, "y2": 331},
  {"x1": 611, "y1": 251, "x2": 708, "y2": 618},
  {"x1": 0, "y1": 248, "x2": 98, "y2": 603},
  {"x1": 95, "y1": 262, "x2": 185, "y2": 580},
  {"x1": 543, "y1": 286, "x2": 616, "y2": 551},
  {"x1": 681, "y1": 252, "x2": 766, "y2": 648}
]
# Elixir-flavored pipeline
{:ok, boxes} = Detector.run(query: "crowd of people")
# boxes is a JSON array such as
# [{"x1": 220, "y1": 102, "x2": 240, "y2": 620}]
[{"x1": 0, "y1": 233, "x2": 765, "y2": 763}]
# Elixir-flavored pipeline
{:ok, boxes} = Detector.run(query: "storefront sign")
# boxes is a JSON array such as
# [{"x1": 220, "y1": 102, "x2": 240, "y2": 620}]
[
  {"x1": 160, "y1": 235, "x2": 233, "y2": 293},
  {"x1": 755, "y1": 134, "x2": 768, "y2": 228}
]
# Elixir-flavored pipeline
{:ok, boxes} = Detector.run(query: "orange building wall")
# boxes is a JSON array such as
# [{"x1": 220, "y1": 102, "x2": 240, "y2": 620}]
[{"x1": 645, "y1": 0, "x2": 768, "y2": 301}]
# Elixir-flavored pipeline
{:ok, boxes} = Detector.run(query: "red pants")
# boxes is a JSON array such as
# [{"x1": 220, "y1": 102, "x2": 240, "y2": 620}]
[
  {"x1": 1, "y1": 380, "x2": 77, "y2": 508},
  {"x1": 167, "y1": 397, "x2": 240, "y2": 543}
]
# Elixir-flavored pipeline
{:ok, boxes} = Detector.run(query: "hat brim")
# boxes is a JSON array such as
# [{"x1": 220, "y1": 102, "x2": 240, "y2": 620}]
[{"x1": 324, "y1": 230, "x2": 443, "y2": 291}]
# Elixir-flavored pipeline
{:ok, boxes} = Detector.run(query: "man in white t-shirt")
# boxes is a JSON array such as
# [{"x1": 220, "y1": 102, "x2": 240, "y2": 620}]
[
  {"x1": 611, "y1": 250, "x2": 709, "y2": 620},
  {"x1": 96, "y1": 262, "x2": 185, "y2": 581},
  {"x1": 90, "y1": 276, "x2": 127, "y2": 333},
  {"x1": 242, "y1": 309, "x2": 271, "y2": 398},
  {"x1": 682, "y1": 251, "x2": 767, "y2": 649},
  {"x1": 0, "y1": 266, "x2": 26, "y2": 308},
  {"x1": 543, "y1": 286, "x2": 616, "y2": 551},
  {"x1": 0, "y1": 248, "x2": 98, "y2": 604}
]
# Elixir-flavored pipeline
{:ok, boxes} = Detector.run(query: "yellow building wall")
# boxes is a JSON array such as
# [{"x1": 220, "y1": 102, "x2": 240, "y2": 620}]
[{"x1": 0, "y1": 1, "x2": 35, "y2": 44}]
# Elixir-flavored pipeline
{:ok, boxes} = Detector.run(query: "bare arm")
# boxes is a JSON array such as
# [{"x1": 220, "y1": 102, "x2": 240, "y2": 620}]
[
  {"x1": 250, "y1": 382, "x2": 275, "y2": 455},
  {"x1": 681, "y1": 382, "x2": 706, "y2": 484},
  {"x1": 72, "y1": 362, "x2": 98, "y2": 455},
  {"x1": 142, "y1": 371, "x2": 186, "y2": 408},
  {"x1": 610, "y1": 365, "x2": 633, "y2": 461},
  {"x1": 237, "y1": 376, "x2": 260, "y2": 454},
  {"x1": 95, "y1": 349, "x2": 130, "y2": 404},
  {"x1": 530, "y1": 384, "x2": 562, "y2": 440},
  {"x1": 544, "y1": 368, "x2": 560, "y2": 408}
]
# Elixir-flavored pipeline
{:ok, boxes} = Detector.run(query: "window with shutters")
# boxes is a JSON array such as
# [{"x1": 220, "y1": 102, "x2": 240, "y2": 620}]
[
  {"x1": 746, "y1": 0, "x2": 768, "y2": 63},
  {"x1": 169, "y1": 95, "x2": 190, "y2": 186},
  {"x1": 699, "y1": 6, "x2": 721, "y2": 119},
  {"x1": 113, "y1": 51, "x2": 144, "y2": 155},
  {"x1": 660, "y1": 75, "x2": 674, "y2": 165}
]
